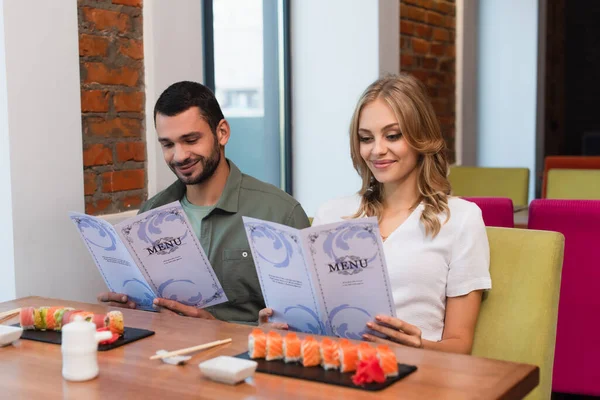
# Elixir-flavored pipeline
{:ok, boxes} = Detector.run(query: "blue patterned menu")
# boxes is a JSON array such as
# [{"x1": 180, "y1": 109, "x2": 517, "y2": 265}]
[
  {"x1": 243, "y1": 216, "x2": 396, "y2": 339},
  {"x1": 70, "y1": 201, "x2": 227, "y2": 311}
]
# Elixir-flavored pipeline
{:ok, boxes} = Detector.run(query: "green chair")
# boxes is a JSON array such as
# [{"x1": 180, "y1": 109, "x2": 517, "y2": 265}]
[
  {"x1": 449, "y1": 166, "x2": 530, "y2": 207},
  {"x1": 472, "y1": 227, "x2": 564, "y2": 400},
  {"x1": 546, "y1": 169, "x2": 600, "y2": 200}
]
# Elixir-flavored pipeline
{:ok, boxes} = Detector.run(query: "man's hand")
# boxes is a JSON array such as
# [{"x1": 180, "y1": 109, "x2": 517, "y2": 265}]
[
  {"x1": 97, "y1": 292, "x2": 137, "y2": 309},
  {"x1": 153, "y1": 298, "x2": 216, "y2": 319},
  {"x1": 258, "y1": 308, "x2": 289, "y2": 330}
]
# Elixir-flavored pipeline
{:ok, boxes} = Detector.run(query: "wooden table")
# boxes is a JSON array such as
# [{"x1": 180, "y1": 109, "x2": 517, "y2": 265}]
[{"x1": 0, "y1": 297, "x2": 539, "y2": 399}]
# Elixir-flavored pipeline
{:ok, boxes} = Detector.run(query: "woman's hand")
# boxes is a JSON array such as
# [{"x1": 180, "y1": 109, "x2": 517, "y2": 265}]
[
  {"x1": 363, "y1": 314, "x2": 423, "y2": 349},
  {"x1": 258, "y1": 308, "x2": 289, "y2": 330}
]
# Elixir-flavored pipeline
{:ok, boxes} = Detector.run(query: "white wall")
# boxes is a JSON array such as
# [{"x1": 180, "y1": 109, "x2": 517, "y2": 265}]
[
  {"x1": 144, "y1": 0, "x2": 204, "y2": 198},
  {"x1": 291, "y1": 0, "x2": 399, "y2": 217},
  {"x1": 0, "y1": 0, "x2": 16, "y2": 302},
  {"x1": 1, "y1": 0, "x2": 106, "y2": 302},
  {"x1": 477, "y1": 0, "x2": 538, "y2": 202}
]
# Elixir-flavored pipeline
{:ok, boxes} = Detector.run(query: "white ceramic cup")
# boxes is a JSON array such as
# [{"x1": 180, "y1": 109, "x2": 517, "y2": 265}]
[{"x1": 61, "y1": 321, "x2": 113, "y2": 382}]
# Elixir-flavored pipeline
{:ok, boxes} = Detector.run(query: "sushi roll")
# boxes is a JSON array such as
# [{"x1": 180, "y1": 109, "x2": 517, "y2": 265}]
[
  {"x1": 53, "y1": 307, "x2": 73, "y2": 331},
  {"x1": 320, "y1": 338, "x2": 340, "y2": 370},
  {"x1": 248, "y1": 329, "x2": 267, "y2": 359},
  {"x1": 357, "y1": 342, "x2": 377, "y2": 361},
  {"x1": 283, "y1": 332, "x2": 301, "y2": 363},
  {"x1": 92, "y1": 313, "x2": 107, "y2": 330},
  {"x1": 266, "y1": 331, "x2": 284, "y2": 361},
  {"x1": 19, "y1": 307, "x2": 35, "y2": 330},
  {"x1": 33, "y1": 307, "x2": 49, "y2": 330},
  {"x1": 339, "y1": 340, "x2": 359, "y2": 373},
  {"x1": 44, "y1": 306, "x2": 62, "y2": 331},
  {"x1": 106, "y1": 311, "x2": 124, "y2": 335},
  {"x1": 301, "y1": 336, "x2": 321, "y2": 367},
  {"x1": 376, "y1": 345, "x2": 399, "y2": 378},
  {"x1": 60, "y1": 309, "x2": 80, "y2": 327}
]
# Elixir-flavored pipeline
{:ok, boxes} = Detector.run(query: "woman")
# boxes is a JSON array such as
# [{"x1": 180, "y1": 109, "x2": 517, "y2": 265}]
[{"x1": 260, "y1": 74, "x2": 491, "y2": 354}]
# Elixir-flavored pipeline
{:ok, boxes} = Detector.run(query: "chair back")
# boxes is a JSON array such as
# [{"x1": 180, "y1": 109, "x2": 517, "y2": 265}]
[
  {"x1": 449, "y1": 166, "x2": 529, "y2": 207},
  {"x1": 546, "y1": 169, "x2": 600, "y2": 200},
  {"x1": 462, "y1": 197, "x2": 514, "y2": 228},
  {"x1": 528, "y1": 199, "x2": 600, "y2": 395},
  {"x1": 542, "y1": 156, "x2": 600, "y2": 198},
  {"x1": 472, "y1": 227, "x2": 564, "y2": 400}
]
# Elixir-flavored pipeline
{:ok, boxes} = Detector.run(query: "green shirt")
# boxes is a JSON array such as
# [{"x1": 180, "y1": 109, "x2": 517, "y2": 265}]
[
  {"x1": 181, "y1": 195, "x2": 212, "y2": 239},
  {"x1": 139, "y1": 160, "x2": 310, "y2": 324}
]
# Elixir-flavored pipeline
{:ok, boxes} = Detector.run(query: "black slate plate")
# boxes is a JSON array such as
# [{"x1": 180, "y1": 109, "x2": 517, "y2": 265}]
[
  {"x1": 12, "y1": 324, "x2": 154, "y2": 351},
  {"x1": 234, "y1": 352, "x2": 417, "y2": 391}
]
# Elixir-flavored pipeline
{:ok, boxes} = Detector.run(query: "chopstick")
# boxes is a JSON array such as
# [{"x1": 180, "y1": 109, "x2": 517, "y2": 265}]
[
  {"x1": 150, "y1": 338, "x2": 232, "y2": 360},
  {"x1": 0, "y1": 308, "x2": 20, "y2": 324}
]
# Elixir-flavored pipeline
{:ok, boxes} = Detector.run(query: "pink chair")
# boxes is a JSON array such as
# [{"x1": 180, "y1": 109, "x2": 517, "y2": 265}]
[
  {"x1": 462, "y1": 197, "x2": 514, "y2": 228},
  {"x1": 528, "y1": 199, "x2": 600, "y2": 396}
]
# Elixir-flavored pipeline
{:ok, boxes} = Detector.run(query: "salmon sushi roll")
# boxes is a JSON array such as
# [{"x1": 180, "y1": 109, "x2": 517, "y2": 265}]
[
  {"x1": 266, "y1": 331, "x2": 284, "y2": 361},
  {"x1": 301, "y1": 336, "x2": 321, "y2": 367},
  {"x1": 358, "y1": 342, "x2": 377, "y2": 361},
  {"x1": 91, "y1": 313, "x2": 107, "y2": 330},
  {"x1": 283, "y1": 332, "x2": 301, "y2": 363},
  {"x1": 376, "y1": 345, "x2": 399, "y2": 378},
  {"x1": 106, "y1": 311, "x2": 124, "y2": 335},
  {"x1": 19, "y1": 307, "x2": 35, "y2": 330},
  {"x1": 320, "y1": 338, "x2": 340, "y2": 370},
  {"x1": 44, "y1": 307, "x2": 62, "y2": 331},
  {"x1": 339, "y1": 341, "x2": 359, "y2": 373},
  {"x1": 248, "y1": 329, "x2": 267, "y2": 359}
]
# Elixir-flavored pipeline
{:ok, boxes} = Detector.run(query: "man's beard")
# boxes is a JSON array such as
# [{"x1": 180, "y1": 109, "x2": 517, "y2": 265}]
[{"x1": 170, "y1": 141, "x2": 221, "y2": 185}]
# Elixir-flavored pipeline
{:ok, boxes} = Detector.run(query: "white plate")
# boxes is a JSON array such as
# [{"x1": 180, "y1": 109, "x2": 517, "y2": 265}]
[{"x1": 0, "y1": 325, "x2": 23, "y2": 347}]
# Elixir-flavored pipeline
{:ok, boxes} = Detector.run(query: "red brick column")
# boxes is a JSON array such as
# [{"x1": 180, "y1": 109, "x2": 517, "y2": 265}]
[
  {"x1": 78, "y1": 0, "x2": 147, "y2": 215},
  {"x1": 400, "y1": 0, "x2": 456, "y2": 163}
]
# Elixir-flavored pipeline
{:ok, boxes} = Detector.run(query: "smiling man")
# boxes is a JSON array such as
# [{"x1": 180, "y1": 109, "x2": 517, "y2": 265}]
[{"x1": 97, "y1": 81, "x2": 310, "y2": 324}]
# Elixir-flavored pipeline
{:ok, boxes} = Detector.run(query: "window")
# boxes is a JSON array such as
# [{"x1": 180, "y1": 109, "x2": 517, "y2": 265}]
[{"x1": 203, "y1": 0, "x2": 292, "y2": 193}]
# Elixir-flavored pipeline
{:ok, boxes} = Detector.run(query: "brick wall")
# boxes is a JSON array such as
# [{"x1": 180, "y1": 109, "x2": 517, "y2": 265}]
[
  {"x1": 400, "y1": 0, "x2": 456, "y2": 163},
  {"x1": 78, "y1": 0, "x2": 147, "y2": 215}
]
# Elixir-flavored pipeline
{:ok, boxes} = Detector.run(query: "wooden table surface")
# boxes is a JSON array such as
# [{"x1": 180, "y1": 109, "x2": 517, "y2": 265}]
[{"x1": 0, "y1": 297, "x2": 539, "y2": 399}]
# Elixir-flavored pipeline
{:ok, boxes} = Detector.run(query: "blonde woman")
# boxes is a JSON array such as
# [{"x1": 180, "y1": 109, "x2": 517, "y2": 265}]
[{"x1": 260, "y1": 74, "x2": 490, "y2": 354}]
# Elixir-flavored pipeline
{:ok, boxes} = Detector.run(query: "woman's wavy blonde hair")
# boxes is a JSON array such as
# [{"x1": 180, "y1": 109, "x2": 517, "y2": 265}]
[{"x1": 349, "y1": 73, "x2": 451, "y2": 238}]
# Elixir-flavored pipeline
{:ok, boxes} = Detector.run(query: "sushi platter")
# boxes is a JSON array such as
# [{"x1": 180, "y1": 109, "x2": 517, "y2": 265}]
[
  {"x1": 239, "y1": 329, "x2": 417, "y2": 391},
  {"x1": 12, "y1": 306, "x2": 154, "y2": 350}
]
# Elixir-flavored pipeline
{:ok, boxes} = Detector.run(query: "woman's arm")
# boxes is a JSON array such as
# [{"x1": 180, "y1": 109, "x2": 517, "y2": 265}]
[
  {"x1": 423, "y1": 290, "x2": 483, "y2": 354},
  {"x1": 364, "y1": 290, "x2": 483, "y2": 354}
]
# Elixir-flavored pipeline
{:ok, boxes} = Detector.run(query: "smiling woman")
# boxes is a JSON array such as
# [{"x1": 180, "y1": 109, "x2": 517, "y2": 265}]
[{"x1": 305, "y1": 74, "x2": 491, "y2": 355}]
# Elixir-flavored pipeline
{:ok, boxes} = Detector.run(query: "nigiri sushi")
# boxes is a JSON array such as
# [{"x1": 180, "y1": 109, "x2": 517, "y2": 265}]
[
  {"x1": 339, "y1": 340, "x2": 359, "y2": 373},
  {"x1": 266, "y1": 331, "x2": 284, "y2": 361},
  {"x1": 376, "y1": 345, "x2": 399, "y2": 377},
  {"x1": 320, "y1": 338, "x2": 340, "y2": 370},
  {"x1": 283, "y1": 332, "x2": 301, "y2": 363},
  {"x1": 301, "y1": 336, "x2": 321, "y2": 367},
  {"x1": 248, "y1": 329, "x2": 267, "y2": 359},
  {"x1": 358, "y1": 342, "x2": 377, "y2": 361}
]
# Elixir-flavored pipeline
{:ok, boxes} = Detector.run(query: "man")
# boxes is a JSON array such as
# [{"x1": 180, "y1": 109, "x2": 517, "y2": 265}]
[{"x1": 98, "y1": 81, "x2": 310, "y2": 324}]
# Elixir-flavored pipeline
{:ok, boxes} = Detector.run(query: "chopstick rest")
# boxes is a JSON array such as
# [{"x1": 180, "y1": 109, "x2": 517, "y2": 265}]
[
  {"x1": 150, "y1": 338, "x2": 232, "y2": 360},
  {"x1": 155, "y1": 350, "x2": 192, "y2": 366}
]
